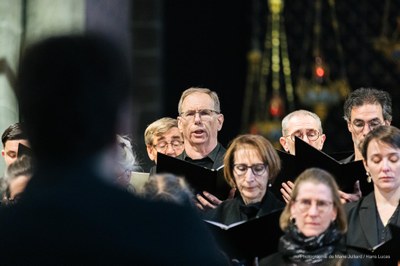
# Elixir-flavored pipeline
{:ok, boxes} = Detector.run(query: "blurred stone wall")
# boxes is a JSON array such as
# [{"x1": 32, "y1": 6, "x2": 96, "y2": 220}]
[
  {"x1": 0, "y1": 0, "x2": 23, "y2": 176},
  {"x1": 0, "y1": 0, "x2": 84, "y2": 175},
  {"x1": 0, "y1": 0, "x2": 93, "y2": 175}
]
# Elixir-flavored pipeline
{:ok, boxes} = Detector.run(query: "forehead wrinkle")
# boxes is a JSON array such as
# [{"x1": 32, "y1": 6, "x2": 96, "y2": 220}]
[
  {"x1": 234, "y1": 147, "x2": 262, "y2": 164},
  {"x1": 182, "y1": 94, "x2": 214, "y2": 111},
  {"x1": 154, "y1": 136, "x2": 166, "y2": 142},
  {"x1": 296, "y1": 182, "x2": 333, "y2": 201},
  {"x1": 350, "y1": 104, "x2": 384, "y2": 121},
  {"x1": 163, "y1": 129, "x2": 182, "y2": 138},
  {"x1": 287, "y1": 116, "x2": 320, "y2": 134},
  {"x1": 353, "y1": 118, "x2": 381, "y2": 123}
]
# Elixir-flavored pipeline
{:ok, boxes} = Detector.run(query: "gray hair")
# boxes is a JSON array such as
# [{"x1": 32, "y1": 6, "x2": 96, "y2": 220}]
[
  {"x1": 177, "y1": 87, "x2": 221, "y2": 114},
  {"x1": 343, "y1": 87, "x2": 392, "y2": 122},
  {"x1": 116, "y1": 134, "x2": 140, "y2": 172},
  {"x1": 281, "y1": 109, "x2": 323, "y2": 136}
]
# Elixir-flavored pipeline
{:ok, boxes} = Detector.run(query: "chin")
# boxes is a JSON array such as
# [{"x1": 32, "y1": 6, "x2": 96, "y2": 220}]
[
  {"x1": 302, "y1": 228, "x2": 325, "y2": 237},
  {"x1": 379, "y1": 184, "x2": 397, "y2": 192}
]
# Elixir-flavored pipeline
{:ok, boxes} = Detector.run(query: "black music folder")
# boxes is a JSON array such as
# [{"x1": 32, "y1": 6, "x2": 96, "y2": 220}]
[
  {"x1": 156, "y1": 153, "x2": 231, "y2": 199},
  {"x1": 271, "y1": 137, "x2": 373, "y2": 197},
  {"x1": 204, "y1": 208, "x2": 283, "y2": 260},
  {"x1": 17, "y1": 143, "x2": 32, "y2": 158},
  {"x1": 346, "y1": 224, "x2": 400, "y2": 266}
]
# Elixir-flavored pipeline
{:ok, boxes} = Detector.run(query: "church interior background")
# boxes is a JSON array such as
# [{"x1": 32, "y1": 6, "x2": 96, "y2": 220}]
[{"x1": 0, "y1": 0, "x2": 399, "y2": 172}]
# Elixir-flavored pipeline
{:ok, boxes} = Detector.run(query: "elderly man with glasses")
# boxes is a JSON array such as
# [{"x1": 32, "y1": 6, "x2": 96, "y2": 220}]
[
  {"x1": 279, "y1": 109, "x2": 326, "y2": 155},
  {"x1": 176, "y1": 87, "x2": 234, "y2": 210},
  {"x1": 280, "y1": 88, "x2": 392, "y2": 203},
  {"x1": 177, "y1": 87, "x2": 225, "y2": 168},
  {"x1": 278, "y1": 109, "x2": 360, "y2": 203},
  {"x1": 144, "y1": 117, "x2": 184, "y2": 175},
  {"x1": 277, "y1": 110, "x2": 333, "y2": 202}
]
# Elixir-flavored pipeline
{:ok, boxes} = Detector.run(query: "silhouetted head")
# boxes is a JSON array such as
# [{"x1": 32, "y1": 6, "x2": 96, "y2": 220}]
[{"x1": 17, "y1": 34, "x2": 132, "y2": 162}]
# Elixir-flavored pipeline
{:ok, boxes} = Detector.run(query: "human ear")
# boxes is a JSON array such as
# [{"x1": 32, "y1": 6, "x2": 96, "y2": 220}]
[
  {"x1": 279, "y1": 137, "x2": 289, "y2": 152},
  {"x1": 146, "y1": 145, "x2": 156, "y2": 162}
]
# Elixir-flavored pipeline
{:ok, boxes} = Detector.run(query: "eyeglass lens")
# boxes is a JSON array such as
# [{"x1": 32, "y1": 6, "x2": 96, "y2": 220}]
[
  {"x1": 288, "y1": 129, "x2": 319, "y2": 142},
  {"x1": 155, "y1": 140, "x2": 183, "y2": 151},
  {"x1": 295, "y1": 199, "x2": 332, "y2": 212},
  {"x1": 351, "y1": 119, "x2": 383, "y2": 132},
  {"x1": 233, "y1": 164, "x2": 266, "y2": 176},
  {"x1": 180, "y1": 109, "x2": 218, "y2": 119}
]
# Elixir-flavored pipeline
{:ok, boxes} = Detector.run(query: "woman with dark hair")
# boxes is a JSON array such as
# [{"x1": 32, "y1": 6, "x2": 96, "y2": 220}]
[{"x1": 345, "y1": 125, "x2": 400, "y2": 265}]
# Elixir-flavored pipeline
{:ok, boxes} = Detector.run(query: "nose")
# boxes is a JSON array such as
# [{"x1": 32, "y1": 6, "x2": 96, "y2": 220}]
[
  {"x1": 193, "y1": 111, "x2": 202, "y2": 123},
  {"x1": 307, "y1": 203, "x2": 319, "y2": 215},
  {"x1": 165, "y1": 144, "x2": 175, "y2": 154},
  {"x1": 244, "y1": 168, "x2": 255, "y2": 182},
  {"x1": 362, "y1": 124, "x2": 372, "y2": 135},
  {"x1": 301, "y1": 134, "x2": 310, "y2": 142},
  {"x1": 381, "y1": 158, "x2": 391, "y2": 172}
]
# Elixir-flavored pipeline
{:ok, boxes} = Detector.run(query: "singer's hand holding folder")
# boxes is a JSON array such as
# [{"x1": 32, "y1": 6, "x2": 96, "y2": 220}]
[{"x1": 272, "y1": 137, "x2": 372, "y2": 196}]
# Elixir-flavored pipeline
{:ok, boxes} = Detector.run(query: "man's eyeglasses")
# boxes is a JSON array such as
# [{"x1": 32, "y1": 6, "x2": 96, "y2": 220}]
[
  {"x1": 153, "y1": 140, "x2": 184, "y2": 152},
  {"x1": 179, "y1": 109, "x2": 220, "y2": 120},
  {"x1": 293, "y1": 198, "x2": 333, "y2": 213},
  {"x1": 350, "y1": 119, "x2": 384, "y2": 133},
  {"x1": 284, "y1": 129, "x2": 320, "y2": 142},
  {"x1": 233, "y1": 163, "x2": 267, "y2": 176}
]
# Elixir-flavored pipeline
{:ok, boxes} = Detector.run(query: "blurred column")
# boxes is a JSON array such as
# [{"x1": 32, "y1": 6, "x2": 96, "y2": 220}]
[
  {"x1": 0, "y1": 0, "x2": 23, "y2": 175},
  {"x1": 0, "y1": 0, "x2": 85, "y2": 175},
  {"x1": 86, "y1": 0, "x2": 133, "y2": 134},
  {"x1": 24, "y1": 0, "x2": 84, "y2": 47},
  {"x1": 0, "y1": 1, "x2": 134, "y2": 175},
  {"x1": 131, "y1": 0, "x2": 164, "y2": 171}
]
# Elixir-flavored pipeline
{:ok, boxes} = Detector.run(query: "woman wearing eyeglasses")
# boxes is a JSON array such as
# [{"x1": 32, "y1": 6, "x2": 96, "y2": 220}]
[
  {"x1": 202, "y1": 134, "x2": 284, "y2": 264},
  {"x1": 259, "y1": 167, "x2": 350, "y2": 266}
]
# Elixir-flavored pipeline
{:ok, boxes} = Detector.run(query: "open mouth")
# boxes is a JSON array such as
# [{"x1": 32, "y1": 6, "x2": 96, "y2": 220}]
[{"x1": 193, "y1": 129, "x2": 205, "y2": 135}]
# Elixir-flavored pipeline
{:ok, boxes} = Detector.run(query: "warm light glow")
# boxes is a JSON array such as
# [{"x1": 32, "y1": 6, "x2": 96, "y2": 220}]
[{"x1": 315, "y1": 66, "x2": 325, "y2": 77}]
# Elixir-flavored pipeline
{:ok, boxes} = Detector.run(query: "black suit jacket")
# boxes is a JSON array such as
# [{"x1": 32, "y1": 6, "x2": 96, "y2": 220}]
[
  {"x1": 0, "y1": 162, "x2": 229, "y2": 265},
  {"x1": 345, "y1": 192, "x2": 400, "y2": 249}
]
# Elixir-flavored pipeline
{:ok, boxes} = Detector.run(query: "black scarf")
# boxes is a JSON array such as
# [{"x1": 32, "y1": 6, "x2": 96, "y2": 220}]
[{"x1": 279, "y1": 220, "x2": 342, "y2": 264}]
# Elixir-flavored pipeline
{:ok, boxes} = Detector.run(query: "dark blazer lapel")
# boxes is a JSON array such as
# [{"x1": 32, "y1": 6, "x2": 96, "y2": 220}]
[
  {"x1": 359, "y1": 193, "x2": 379, "y2": 248},
  {"x1": 393, "y1": 200, "x2": 400, "y2": 226}
]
